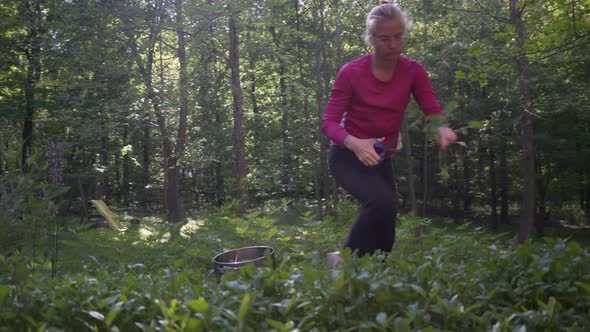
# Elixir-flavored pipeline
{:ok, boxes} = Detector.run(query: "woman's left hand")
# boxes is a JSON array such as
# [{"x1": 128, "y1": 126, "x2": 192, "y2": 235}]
[{"x1": 437, "y1": 127, "x2": 458, "y2": 150}]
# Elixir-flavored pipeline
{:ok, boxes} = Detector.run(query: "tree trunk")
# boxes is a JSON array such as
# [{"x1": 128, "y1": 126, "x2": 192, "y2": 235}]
[
  {"x1": 535, "y1": 156, "x2": 547, "y2": 236},
  {"x1": 100, "y1": 108, "x2": 111, "y2": 199},
  {"x1": 166, "y1": 0, "x2": 190, "y2": 222},
  {"x1": 268, "y1": 26, "x2": 291, "y2": 193},
  {"x1": 122, "y1": 125, "x2": 131, "y2": 206},
  {"x1": 279, "y1": 63, "x2": 291, "y2": 192},
  {"x1": 122, "y1": 0, "x2": 185, "y2": 221},
  {"x1": 229, "y1": 15, "x2": 247, "y2": 203},
  {"x1": 583, "y1": 169, "x2": 590, "y2": 214},
  {"x1": 403, "y1": 123, "x2": 417, "y2": 215},
  {"x1": 152, "y1": 37, "x2": 176, "y2": 219},
  {"x1": 499, "y1": 139, "x2": 509, "y2": 224},
  {"x1": 313, "y1": 2, "x2": 330, "y2": 217},
  {"x1": 422, "y1": 131, "x2": 428, "y2": 216},
  {"x1": 477, "y1": 143, "x2": 486, "y2": 199},
  {"x1": 462, "y1": 144, "x2": 472, "y2": 215},
  {"x1": 510, "y1": 0, "x2": 536, "y2": 243},
  {"x1": 200, "y1": 0, "x2": 225, "y2": 206},
  {"x1": 121, "y1": 9, "x2": 157, "y2": 209},
  {"x1": 114, "y1": 139, "x2": 121, "y2": 203},
  {"x1": 213, "y1": 93, "x2": 225, "y2": 207},
  {"x1": 294, "y1": 0, "x2": 313, "y2": 209},
  {"x1": 583, "y1": 170, "x2": 589, "y2": 213},
  {"x1": 489, "y1": 146, "x2": 498, "y2": 231},
  {"x1": 21, "y1": 0, "x2": 42, "y2": 173},
  {"x1": 142, "y1": 120, "x2": 151, "y2": 208},
  {"x1": 577, "y1": 141, "x2": 589, "y2": 213},
  {"x1": 450, "y1": 147, "x2": 461, "y2": 221}
]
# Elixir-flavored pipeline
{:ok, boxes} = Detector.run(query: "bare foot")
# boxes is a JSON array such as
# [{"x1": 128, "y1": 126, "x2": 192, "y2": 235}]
[{"x1": 327, "y1": 251, "x2": 344, "y2": 268}]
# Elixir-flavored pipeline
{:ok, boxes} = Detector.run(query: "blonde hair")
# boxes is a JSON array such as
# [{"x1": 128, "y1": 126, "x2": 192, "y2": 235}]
[{"x1": 365, "y1": 3, "x2": 412, "y2": 45}]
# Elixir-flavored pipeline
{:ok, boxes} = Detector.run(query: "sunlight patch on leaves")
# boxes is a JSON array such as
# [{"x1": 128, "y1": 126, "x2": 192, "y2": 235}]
[{"x1": 180, "y1": 218, "x2": 206, "y2": 238}]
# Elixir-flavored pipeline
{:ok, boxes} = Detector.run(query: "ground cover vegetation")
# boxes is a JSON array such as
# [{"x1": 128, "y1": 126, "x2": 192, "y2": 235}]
[{"x1": 1, "y1": 199, "x2": 590, "y2": 331}]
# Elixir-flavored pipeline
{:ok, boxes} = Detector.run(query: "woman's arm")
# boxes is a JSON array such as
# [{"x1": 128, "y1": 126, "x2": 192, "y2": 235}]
[
  {"x1": 322, "y1": 66, "x2": 384, "y2": 166},
  {"x1": 321, "y1": 68, "x2": 352, "y2": 146},
  {"x1": 412, "y1": 64, "x2": 457, "y2": 150}
]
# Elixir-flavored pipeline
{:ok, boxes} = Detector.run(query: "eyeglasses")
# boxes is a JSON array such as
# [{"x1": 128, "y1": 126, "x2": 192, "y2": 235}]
[{"x1": 372, "y1": 34, "x2": 403, "y2": 43}]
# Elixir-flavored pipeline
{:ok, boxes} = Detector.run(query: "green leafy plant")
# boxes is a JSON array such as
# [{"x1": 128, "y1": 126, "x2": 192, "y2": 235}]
[{"x1": 1, "y1": 203, "x2": 589, "y2": 331}]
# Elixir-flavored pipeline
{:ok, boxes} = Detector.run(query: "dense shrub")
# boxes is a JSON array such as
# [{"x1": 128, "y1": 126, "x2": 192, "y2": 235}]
[{"x1": 0, "y1": 156, "x2": 67, "y2": 261}]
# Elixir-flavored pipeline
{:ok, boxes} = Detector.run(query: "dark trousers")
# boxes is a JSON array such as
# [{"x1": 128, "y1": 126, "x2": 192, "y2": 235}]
[{"x1": 329, "y1": 145, "x2": 397, "y2": 256}]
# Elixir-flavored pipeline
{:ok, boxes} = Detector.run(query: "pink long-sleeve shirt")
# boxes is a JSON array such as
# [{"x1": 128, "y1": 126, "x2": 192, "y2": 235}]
[{"x1": 321, "y1": 54, "x2": 446, "y2": 158}]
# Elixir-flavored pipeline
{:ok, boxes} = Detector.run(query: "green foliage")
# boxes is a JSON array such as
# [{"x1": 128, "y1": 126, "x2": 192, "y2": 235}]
[
  {"x1": 0, "y1": 155, "x2": 68, "y2": 260},
  {"x1": 1, "y1": 203, "x2": 589, "y2": 331},
  {"x1": 2, "y1": 0, "x2": 589, "y2": 227}
]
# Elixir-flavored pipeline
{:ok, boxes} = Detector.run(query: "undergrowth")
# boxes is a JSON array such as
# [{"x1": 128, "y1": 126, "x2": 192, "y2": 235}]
[{"x1": 1, "y1": 201, "x2": 589, "y2": 331}]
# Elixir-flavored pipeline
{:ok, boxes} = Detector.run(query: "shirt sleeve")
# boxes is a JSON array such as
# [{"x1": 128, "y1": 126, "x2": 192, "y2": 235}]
[
  {"x1": 411, "y1": 63, "x2": 448, "y2": 124},
  {"x1": 321, "y1": 66, "x2": 352, "y2": 145}
]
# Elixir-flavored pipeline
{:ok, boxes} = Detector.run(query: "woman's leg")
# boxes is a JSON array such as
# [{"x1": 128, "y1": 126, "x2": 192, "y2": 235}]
[{"x1": 329, "y1": 146, "x2": 397, "y2": 256}]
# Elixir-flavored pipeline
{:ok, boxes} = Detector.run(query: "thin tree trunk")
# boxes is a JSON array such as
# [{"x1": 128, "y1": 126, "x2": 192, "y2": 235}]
[
  {"x1": 213, "y1": 87, "x2": 225, "y2": 207},
  {"x1": 584, "y1": 170, "x2": 589, "y2": 213},
  {"x1": 199, "y1": 67, "x2": 225, "y2": 206},
  {"x1": 100, "y1": 108, "x2": 111, "y2": 199},
  {"x1": 21, "y1": 0, "x2": 42, "y2": 173},
  {"x1": 489, "y1": 147, "x2": 498, "y2": 231},
  {"x1": 450, "y1": 147, "x2": 461, "y2": 221},
  {"x1": 585, "y1": 170, "x2": 589, "y2": 214},
  {"x1": 294, "y1": 0, "x2": 313, "y2": 209},
  {"x1": 279, "y1": 63, "x2": 291, "y2": 192},
  {"x1": 499, "y1": 139, "x2": 509, "y2": 224},
  {"x1": 268, "y1": 26, "x2": 291, "y2": 193},
  {"x1": 510, "y1": 0, "x2": 536, "y2": 243},
  {"x1": 403, "y1": 123, "x2": 417, "y2": 215},
  {"x1": 114, "y1": 139, "x2": 121, "y2": 203},
  {"x1": 208, "y1": 86, "x2": 225, "y2": 207},
  {"x1": 153, "y1": 37, "x2": 175, "y2": 216},
  {"x1": 199, "y1": 0, "x2": 225, "y2": 206},
  {"x1": 312, "y1": 2, "x2": 329, "y2": 216},
  {"x1": 122, "y1": 125, "x2": 131, "y2": 206},
  {"x1": 418, "y1": 5, "x2": 431, "y2": 216},
  {"x1": 328, "y1": 0, "x2": 343, "y2": 208},
  {"x1": 462, "y1": 144, "x2": 472, "y2": 216},
  {"x1": 229, "y1": 15, "x2": 247, "y2": 203},
  {"x1": 142, "y1": 121, "x2": 151, "y2": 208},
  {"x1": 535, "y1": 156, "x2": 547, "y2": 236},
  {"x1": 215, "y1": 150, "x2": 225, "y2": 206},
  {"x1": 422, "y1": 131, "x2": 428, "y2": 216},
  {"x1": 121, "y1": 8, "x2": 158, "y2": 209},
  {"x1": 577, "y1": 141, "x2": 589, "y2": 213},
  {"x1": 165, "y1": 0, "x2": 190, "y2": 222},
  {"x1": 583, "y1": 174, "x2": 586, "y2": 212},
  {"x1": 477, "y1": 143, "x2": 486, "y2": 198},
  {"x1": 125, "y1": 0, "x2": 185, "y2": 222}
]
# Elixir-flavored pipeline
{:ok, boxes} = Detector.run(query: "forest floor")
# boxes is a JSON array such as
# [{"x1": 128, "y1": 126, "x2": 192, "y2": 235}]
[{"x1": 2, "y1": 200, "x2": 589, "y2": 330}]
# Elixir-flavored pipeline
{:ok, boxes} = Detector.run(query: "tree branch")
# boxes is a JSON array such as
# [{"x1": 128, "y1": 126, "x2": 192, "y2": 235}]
[
  {"x1": 529, "y1": 34, "x2": 590, "y2": 64},
  {"x1": 438, "y1": 5, "x2": 482, "y2": 15},
  {"x1": 472, "y1": 0, "x2": 511, "y2": 23}
]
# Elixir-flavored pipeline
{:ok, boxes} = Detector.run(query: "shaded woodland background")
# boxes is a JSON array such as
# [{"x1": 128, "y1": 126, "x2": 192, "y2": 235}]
[{"x1": 1, "y1": 0, "x2": 589, "y2": 241}]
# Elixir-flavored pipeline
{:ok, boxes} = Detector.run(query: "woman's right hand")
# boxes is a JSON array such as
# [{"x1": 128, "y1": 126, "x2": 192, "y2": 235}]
[{"x1": 344, "y1": 135, "x2": 385, "y2": 167}]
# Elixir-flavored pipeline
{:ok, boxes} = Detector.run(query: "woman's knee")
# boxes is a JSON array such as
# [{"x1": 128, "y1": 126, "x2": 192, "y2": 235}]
[{"x1": 367, "y1": 195, "x2": 397, "y2": 216}]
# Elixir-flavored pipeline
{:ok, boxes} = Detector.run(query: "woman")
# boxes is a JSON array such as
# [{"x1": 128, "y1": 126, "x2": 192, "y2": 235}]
[{"x1": 321, "y1": 3, "x2": 457, "y2": 260}]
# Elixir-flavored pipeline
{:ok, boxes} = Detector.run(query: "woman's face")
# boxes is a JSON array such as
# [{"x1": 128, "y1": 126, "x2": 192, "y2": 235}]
[{"x1": 370, "y1": 19, "x2": 404, "y2": 62}]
